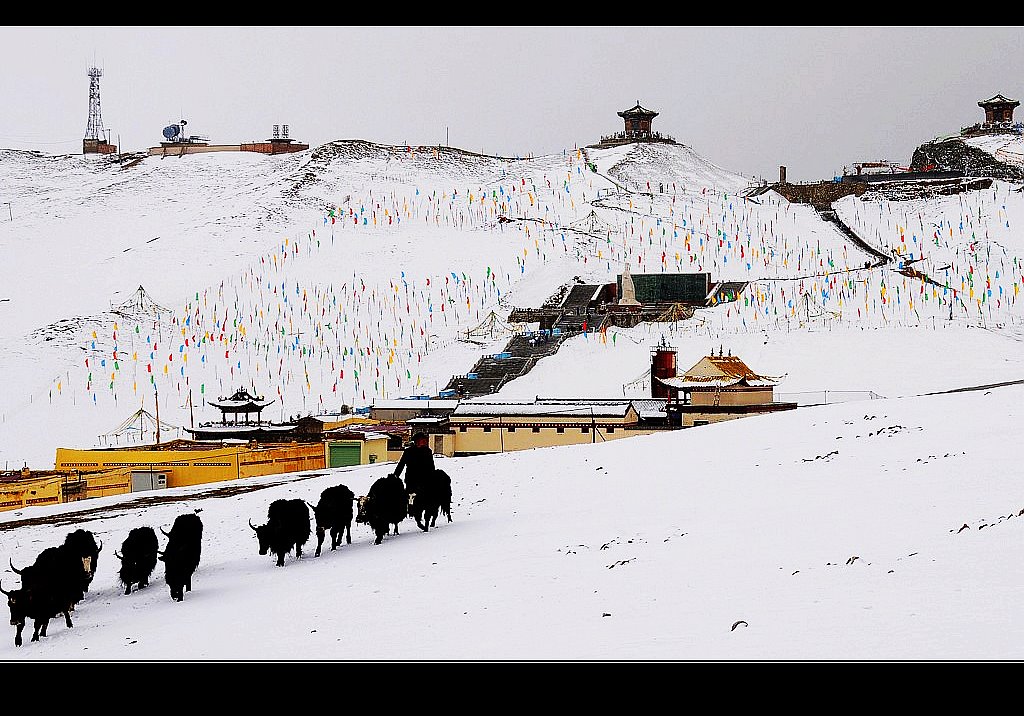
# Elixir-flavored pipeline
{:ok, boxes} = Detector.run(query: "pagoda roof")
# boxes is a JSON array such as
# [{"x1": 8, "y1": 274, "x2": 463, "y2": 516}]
[
  {"x1": 979, "y1": 94, "x2": 1019, "y2": 107},
  {"x1": 658, "y1": 354, "x2": 781, "y2": 389},
  {"x1": 208, "y1": 387, "x2": 275, "y2": 411},
  {"x1": 618, "y1": 101, "x2": 659, "y2": 118}
]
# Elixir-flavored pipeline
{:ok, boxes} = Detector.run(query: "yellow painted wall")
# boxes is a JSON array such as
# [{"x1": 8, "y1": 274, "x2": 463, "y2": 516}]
[
  {"x1": 55, "y1": 443, "x2": 325, "y2": 488},
  {"x1": 82, "y1": 469, "x2": 132, "y2": 499},
  {"x1": 432, "y1": 433, "x2": 455, "y2": 457},
  {"x1": 0, "y1": 468, "x2": 132, "y2": 513},
  {"x1": 361, "y1": 438, "x2": 388, "y2": 464},
  {"x1": 0, "y1": 476, "x2": 63, "y2": 511}
]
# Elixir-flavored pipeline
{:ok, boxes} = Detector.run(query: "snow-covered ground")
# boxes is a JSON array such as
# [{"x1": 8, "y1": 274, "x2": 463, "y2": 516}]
[
  {"x1": 1, "y1": 135, "x2": 1023, "y2": 659},
  {"x1": 964, "y1": 133, "x2": 1024, "y2": 167},
  {"x1": 1, "y1": 381, "x2": 1021, "y2": 659}
]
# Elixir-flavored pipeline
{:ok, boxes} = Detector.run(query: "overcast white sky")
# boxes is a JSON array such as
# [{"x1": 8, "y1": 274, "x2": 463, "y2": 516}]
[{"x1": 1, "y1": 26, "x2": 1021, "y2": 182}]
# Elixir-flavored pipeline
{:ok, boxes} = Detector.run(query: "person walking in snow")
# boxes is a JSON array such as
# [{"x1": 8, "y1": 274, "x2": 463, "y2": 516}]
[{"x1": 394, "y1": 432, "x2": 435, "y2": 496}]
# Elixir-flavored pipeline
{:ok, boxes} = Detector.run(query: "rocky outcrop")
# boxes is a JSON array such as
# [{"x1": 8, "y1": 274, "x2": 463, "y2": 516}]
[{"x1": 911, "y1": 138, "x2": 1024, "y2": 180}]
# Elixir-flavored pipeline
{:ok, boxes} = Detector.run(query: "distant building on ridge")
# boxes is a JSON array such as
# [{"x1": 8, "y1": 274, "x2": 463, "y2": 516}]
[
  {"x1": 961, "y1": 93, "x2": 1022, "y2": 138},
  {"x1": 589, "y1": 101, "x2": 678, "y2": 149}
]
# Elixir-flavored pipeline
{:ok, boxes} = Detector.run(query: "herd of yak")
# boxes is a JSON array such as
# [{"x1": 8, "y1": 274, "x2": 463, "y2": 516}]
[{"x1": 1, "y1": 468, "x2": 453, "y2": 647}]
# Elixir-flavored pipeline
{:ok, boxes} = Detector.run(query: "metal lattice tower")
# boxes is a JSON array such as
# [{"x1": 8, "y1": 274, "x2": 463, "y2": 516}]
[{"x1": 85, "y1": 67, "x2": 104, "y2": 141}]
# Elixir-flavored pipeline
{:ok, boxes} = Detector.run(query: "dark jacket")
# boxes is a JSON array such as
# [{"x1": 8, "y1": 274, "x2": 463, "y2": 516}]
[{"x1": 394, "y1": 444, "x2": 435, "y2": 494}]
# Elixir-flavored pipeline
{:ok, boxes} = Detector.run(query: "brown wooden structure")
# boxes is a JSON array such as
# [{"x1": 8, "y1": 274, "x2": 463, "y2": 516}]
[
  {"x1": 590, "y1": 101, "x2": 677, "y2": 148},
  {"x1": 83, "y1": 138, "x2": 117, "y2": 155},
  {"x1": 978, "y1": 94, "x2": 1019, "y2": 125}
]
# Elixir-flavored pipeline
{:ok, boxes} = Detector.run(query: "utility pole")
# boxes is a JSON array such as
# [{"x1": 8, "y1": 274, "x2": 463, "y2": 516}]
[{"x1": 154, "y1": 387, "x2": 161, "y2": 445}]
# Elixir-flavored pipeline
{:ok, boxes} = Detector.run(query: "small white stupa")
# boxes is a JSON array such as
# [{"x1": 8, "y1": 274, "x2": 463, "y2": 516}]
[{"x1": 618, "y1": 264, "x2": 641, "y2": 306}]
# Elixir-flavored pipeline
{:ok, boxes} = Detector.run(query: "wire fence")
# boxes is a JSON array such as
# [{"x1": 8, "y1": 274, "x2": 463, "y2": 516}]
[{"x1": 776, "y1": 390, "x2": 885, "y2": 406}]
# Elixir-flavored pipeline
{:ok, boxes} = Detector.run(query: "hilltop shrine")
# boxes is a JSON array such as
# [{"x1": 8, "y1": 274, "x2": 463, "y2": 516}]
[
  {"x1": 961, "y1": 93, "x2": 1021, "y2": 137},
  {"x1": 589, "y1": 101, "x2": 678, "y2": 148}
]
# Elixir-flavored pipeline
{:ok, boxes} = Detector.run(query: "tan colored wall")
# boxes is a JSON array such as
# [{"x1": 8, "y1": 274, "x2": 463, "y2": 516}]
[
  {"x1": 453, "y1": 425, "x2": 655, "y2": 454},
  {"x1": 681, "y1": 412, "x2": 749, "y2": 428},
  {"x1": 432, "y1": 433, "x2": 455, "y2": 457},
  {"x1": 690, "y1": 388, "x2": 774, "y2": 406},
  {"x1": 147, "y1": 144, "x2": 242, "y2": 157},
  {"x1": 369, "y1": 408, "x2": 421, "y2": 422},
  {"x1": 450, "y1": 406, "x2": 637, "y2": 428}
]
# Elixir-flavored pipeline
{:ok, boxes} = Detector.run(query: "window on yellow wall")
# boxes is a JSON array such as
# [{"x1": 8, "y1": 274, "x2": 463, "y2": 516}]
[
  {"x1": 532, "y1": 427, "x2": 540, "y2": 433},
  {"x1": 483, "y1": 427, "x2": 491, "y2": 433},
  {"x1": 606, "y1": 427, "x2": 615, "y2": 433},
  {"x1": 557, "y1": 427, "x2": 565, "y2": 434},
  {"x1": 507, "y1": 427, "x2": 516, "y2": 433}
]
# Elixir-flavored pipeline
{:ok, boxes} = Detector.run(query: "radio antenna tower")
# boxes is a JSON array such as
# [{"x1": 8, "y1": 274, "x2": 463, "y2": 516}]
[{"x1": 85, "y1": 67, "x2": 104, "y2": 142}]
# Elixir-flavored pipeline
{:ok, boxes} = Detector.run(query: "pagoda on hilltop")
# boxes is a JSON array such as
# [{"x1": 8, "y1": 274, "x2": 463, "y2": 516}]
[
  {"x1": 589, "y1": 101, "x2": 678, "y2": 149},
  {"x1": 961, "y1": 93, "x2": 1022, "y2": 137}
]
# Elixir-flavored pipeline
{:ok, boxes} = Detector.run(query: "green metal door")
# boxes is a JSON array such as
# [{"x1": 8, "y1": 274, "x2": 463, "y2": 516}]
[{"x1": 328, "y1": 442, "x2": 361, "y2": 467}]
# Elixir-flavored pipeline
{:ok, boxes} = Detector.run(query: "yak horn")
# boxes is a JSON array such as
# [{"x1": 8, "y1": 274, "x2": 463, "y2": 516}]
[
  {"x1": 113, "y1": 551, "x2": 123, "y2": 560},
  {"x1": 96, "y1": 540, "x2": 103, "y2": 552},
  {"x1": 0, "y1": 580, "x2": 9, "y2": 596},
  {"x1": 160, "y1": 527, "x2": 170, "y2": 538},
  {"x1": 305, "y1": 501, "x2": 317, "y2": 510},
  {"x1": 249, "y1": 519, "x2": 258, "y2": 531},
  {"x1": 8, "y1": 558, "x2": 22, "y2": 575}
]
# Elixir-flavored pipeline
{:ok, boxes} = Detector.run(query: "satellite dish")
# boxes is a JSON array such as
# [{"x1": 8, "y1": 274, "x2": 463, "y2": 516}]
[{"x1": 162, "y1": 124, "x2": 181, "y2": 140}]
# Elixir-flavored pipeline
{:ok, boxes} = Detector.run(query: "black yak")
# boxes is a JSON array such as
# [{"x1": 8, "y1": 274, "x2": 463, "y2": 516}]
[
  {"x1": 62, "y1": 529, "x2": 102, "y2": 594},
  {"x1": 159, "y1": 513, "x2": 203, "y2": 602},
  {"x1": 250, "y1": 499, "x2": 311, "y2": 566},
  {"x1": 308, "y1": 485, "x2": 355, "y2": 557},
  {"x1": 434, "y1": 469, "x2": 453, "y2": 526},
  {"x1": 408, "y1": 474, "x2": 441, "y2": 533},
  {"x1": 114, "y1": 527, "x2": 159, "y2": 595},
  {"x1": 356, "y1": 473, "x2": 407, "y2": 545},
  {"x1": 5, "y1": 545, "x2": 85, "y2": 646}
]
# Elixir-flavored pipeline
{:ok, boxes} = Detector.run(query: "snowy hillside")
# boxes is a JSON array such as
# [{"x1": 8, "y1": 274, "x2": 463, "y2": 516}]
[
  {"x1": 2, "y1": 131, "x2": 1024, "y2": 659},
  {"x1": 592, "y1": 141, "x2": 751, "y2": 195},
  {"x1": 3, "y1": 136, "x2": 1024, "y2": 469},
  {"x1": 964, "y1": 133, "x2": 1024, "y2": 168},
  {"x1": 0, "y1": 138, "x2": 886, "y2": 467}
]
